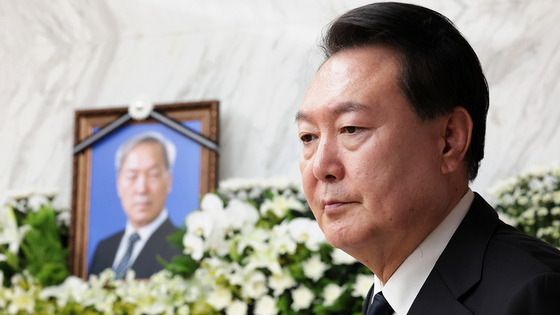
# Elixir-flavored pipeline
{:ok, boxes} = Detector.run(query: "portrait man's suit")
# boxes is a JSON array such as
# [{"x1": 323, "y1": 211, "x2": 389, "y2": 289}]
[
  {"x1": 88, "y1": 218, "x2": 181, "y2": 278},
  {"x1": 363, "y1": 193, "x2": 560, "y2": 315}
]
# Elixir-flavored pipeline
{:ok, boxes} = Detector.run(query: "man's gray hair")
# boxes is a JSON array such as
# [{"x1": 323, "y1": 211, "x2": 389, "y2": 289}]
[{"x1": 115, "y1": 131, "x2": 176, "y2": 172}]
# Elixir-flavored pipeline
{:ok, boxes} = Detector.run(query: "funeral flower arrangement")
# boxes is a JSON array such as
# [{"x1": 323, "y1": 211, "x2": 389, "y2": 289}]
[
  {"x1": 491, "y1": 164, "x2": 560, "y2": 247},
  {"x1": 0, "y1": 179, "x2": 372, "y2": 314},
  {"x1": 164, "y1": 178, "x2": 372, "y2": 314}
]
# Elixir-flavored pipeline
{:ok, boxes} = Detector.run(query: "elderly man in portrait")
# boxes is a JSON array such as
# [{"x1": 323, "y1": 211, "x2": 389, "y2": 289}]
[
  {"x1": 297, "y1": 2, "x2": 560, "y2": 314},
  {"x1": 89, "y1": 131, "x2": 181, "y2": 279}
]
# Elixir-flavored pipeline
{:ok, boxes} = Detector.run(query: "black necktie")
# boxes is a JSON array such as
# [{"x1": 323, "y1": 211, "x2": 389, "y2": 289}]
[
  {"x1": 114, "y1": 232, "x2": 140, "y2": 279},
  {"x1": 367, "y1": 292, "x2": 394, "y2": 315}
]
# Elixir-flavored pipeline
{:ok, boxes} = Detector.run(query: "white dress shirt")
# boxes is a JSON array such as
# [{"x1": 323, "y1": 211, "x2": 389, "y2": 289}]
[
  {"x1": 112, "y1": 208, "x2": 169, "y2": 270},
  {"x1": 372, "y1": 189, "x2": 474, "y2": 315}
]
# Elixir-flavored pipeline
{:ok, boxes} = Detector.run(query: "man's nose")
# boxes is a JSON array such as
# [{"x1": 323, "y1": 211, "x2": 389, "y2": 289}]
[
  {"x1": 312, "y1": 137, "x2": 344, "y2": 182},
  {"x1": 134, "y1": 174, "x2": 148, "y2": 192}
]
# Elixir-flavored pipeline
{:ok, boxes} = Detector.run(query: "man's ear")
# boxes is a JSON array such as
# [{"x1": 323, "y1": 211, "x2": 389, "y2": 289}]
[{"x1": 441, "y1": 107, "x2": 473, "y2": 175}]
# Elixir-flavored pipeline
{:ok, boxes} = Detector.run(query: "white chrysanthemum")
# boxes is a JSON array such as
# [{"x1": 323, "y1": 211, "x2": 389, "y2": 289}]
[
  {"x1": 537, "y1": 207, "x2": 549, "y2": 217},
  {"x1": 240, "y1": 269, "x2": 268, "y2": 299},
  {"x1": 518, "y1": 196, "x2": 529, "y2": 206},
  {"x1": 6, "y1": 189, "x2": 34, "y2": 201},
  {"x1": 291, "y1": 285, "x2": 315, "y2": 311},
  {"x1": 254, "y1": 295, "x2": 278, "y2": 315},
  {"x1": 522, "y1": 208, "x2": 536, "y2": 220},
  {"x1": 323, "y1": 283, "x2": 344, "y2": 306},
  {"x1": 226, "y1": 300, "x2": 248, "y2": 315},
  {"x1": 352, "y1": 274, "x2": 374, "y2": 298},
  {"x1": 500, "y1": 193, "x2": 515, "y2": 206},
  {"x1": 219, "y1": 177, "x2": 294, "y2": 193},
  {"x1": 268, "y1": 268, "x2": 296, "y2": 296},
  {"x1": 302, "y1": 254, "x2": 329, "y2": 281},
  {"x1": 56, "y1": 209, "x2": 71, "y2": 227},
  {"x1": 182, "y1": 233, "x2": 205, "y2": 261},
  {"x1": 554, "y1": 191, "x2": 560, "y2": 204},
  {"x1": 207, "y1": 286, "x2": 232, "y2": 311},
  {"x1": 128, "y1": 96, "x2": 154, "y2": 120},
  {"x1": 331, "y1": 248, "x2": 357, "y2": 265},
  {"x1": 287, "y1": 217, "x2": 326, "y2": 251},
  {"x1": 524, "y1": 164, "x2": 553, "y2": 178},
  {"x1": 27, "y1": 194, "x2": 49, "y2": 212}
]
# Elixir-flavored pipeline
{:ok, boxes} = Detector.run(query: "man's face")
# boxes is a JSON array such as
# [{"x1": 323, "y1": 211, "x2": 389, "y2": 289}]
[
  {"x1": 117, "y1": 141, "x2": 172, "y2": 230},
  {"x1": 297, "y1": 46, "x2": 448, "y2": 255}
]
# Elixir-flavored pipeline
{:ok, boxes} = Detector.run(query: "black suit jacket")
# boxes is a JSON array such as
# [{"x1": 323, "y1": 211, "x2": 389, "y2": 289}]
[
  {"x1": 363, "y1": 193, "x2": 560, "y2": 314},
  {"x1": 88, "y1": 218, "x2": 182, "y2": 279}
]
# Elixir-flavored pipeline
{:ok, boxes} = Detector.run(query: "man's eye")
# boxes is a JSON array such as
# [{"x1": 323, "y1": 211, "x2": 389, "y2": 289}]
[
  {"x1": 300, "y1": 134, "x2": 315, "y2": 143},
  {"x1": 126, "y1": 175, "x2": 137, "y2": 181},
  {"x1": 342, "y1": 126, "x2": 358, "y2": 134}
]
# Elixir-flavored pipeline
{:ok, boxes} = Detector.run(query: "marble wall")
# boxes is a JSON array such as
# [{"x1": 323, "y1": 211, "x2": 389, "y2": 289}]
[{"x1": 1, "y1": 0, "x2": 559, "y2": 208}]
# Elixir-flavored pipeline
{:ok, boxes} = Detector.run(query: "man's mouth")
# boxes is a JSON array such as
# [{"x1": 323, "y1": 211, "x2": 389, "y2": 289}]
[{"x1": 322, "y1": 199, "x2": 353, "y2": 212}]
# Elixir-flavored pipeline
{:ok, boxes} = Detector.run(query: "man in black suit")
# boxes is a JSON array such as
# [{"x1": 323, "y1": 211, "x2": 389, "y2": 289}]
[
  {"x1": 296, "y1": 2, "x2": 560, "y2": 314},
  {"x1": 89, "y1": 132, "x2": 181, "y2": 279}
]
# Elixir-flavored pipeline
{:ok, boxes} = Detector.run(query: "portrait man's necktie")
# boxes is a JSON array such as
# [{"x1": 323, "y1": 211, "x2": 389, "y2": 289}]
[
  {"x1": 114, "y1": 232, "x2": 140, "y2": 279},
  {"x1": 367, "y1": 292, "x2": 394, "y2": 315}
]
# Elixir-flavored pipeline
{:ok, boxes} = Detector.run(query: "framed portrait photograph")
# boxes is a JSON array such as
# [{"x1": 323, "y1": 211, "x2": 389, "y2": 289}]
[{"x1": 70, "y1": 101, "x2": 218, "y2": 279}]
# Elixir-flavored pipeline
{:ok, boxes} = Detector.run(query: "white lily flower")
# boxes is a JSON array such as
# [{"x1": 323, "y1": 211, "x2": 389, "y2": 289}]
[
  {"x1": 39, "y1": 276, "x2": 89, "y2": 306},
  {"x1": 260, "y1": 195, "x2": 305, "y2": 219},
  {"x1": 236, "y1": 227, "x2": 269, "y2": 254},
  {"x1": 5, "y1": 285, "x2": 35, "y2": 314},
  {"x1": 0, "y1": 205, "x2": 31, "y2": 254},
  {"x1": 270, "y1": 222, "x2": 297, "y2": 255},
  {"x1": 245, "y1": 245, "x2": 282, "y2": 275}
]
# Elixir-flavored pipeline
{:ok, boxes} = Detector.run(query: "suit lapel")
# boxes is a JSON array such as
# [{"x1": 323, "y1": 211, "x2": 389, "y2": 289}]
[
  {"x1": 131, "y1": 218, "x2": 174, "y2": 276},
  {"x1": 362, "y1": 284, "x2": 374, "y2": 315},
  {"x1": 408, "y1": 193, "x2": 498, "y2": 315},
  {"x1": 105, "y1": 232, "x2": 123, "y2": 267}
]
